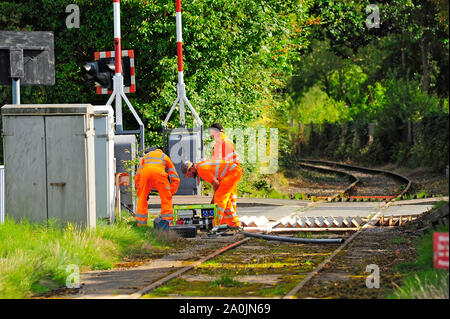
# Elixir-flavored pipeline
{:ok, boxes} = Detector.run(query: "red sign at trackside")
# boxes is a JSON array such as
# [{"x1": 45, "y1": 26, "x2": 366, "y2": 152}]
[{"x1": 434, "y1": 232, "x2": 449, "y2": 269}]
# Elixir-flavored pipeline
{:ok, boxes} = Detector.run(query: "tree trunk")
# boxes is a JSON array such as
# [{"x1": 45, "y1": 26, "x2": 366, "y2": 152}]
[
  {"x1": 407, "y1": 118, "x2": 413, "y2": 145},
  {"x1": 323, "y1": 73, "x2": 330, "y2": 96},
  {"x1": 401, "y1": 46, "x2": 406, "y2": 77},
  {"x1": 420, "y1": 35, "x2": 430, "y2": 92},
  {"x1": 338, "y1": 67, "x2": 344, "y2": 99}
]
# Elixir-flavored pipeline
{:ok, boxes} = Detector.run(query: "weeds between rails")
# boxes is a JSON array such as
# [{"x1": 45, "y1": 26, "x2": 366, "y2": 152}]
[{"x1": 121, "y1": 161, "x2": 411, "y2": 298}]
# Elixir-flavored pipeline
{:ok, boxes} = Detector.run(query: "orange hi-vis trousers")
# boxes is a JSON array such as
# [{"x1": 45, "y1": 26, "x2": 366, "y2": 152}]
[
  {"x1": 196, "y1": 160, "x2": 242, "y2": 227},
  {"x1": 134, "y1": 150, "x2": 180, "y2": 227},
  {"x1": 231, "y1": 184, "x2": 238, "y2": 216},
  {"x1": 211, "y1": 133, "x2": 240, "y2": 219}
]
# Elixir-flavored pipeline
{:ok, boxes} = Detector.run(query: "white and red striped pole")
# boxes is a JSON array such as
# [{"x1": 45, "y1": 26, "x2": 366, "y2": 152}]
[
  {"x1": 112, "y1": 0, "x2": 123, "y2": 130},
  {"x1": 163, "y1": 0, "x2": 203, "y2": 156},
  {"x1": 175, "y1": 0, "x2": 186, "y2": 126},
  {"x1": 176, "y1": 0, "x2": 183, "y2": 85},
  {"x1": 106, "y1": 0, "x2": 145, "y2": 153},
  {"x1": 114, "y1": 0, "x2": 122, "y2": 76}
]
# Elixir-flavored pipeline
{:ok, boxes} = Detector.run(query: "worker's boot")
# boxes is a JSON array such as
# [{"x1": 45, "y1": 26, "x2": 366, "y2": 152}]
[{"x1": 229, "y1": 225, "x2": 243, "y2": 232}]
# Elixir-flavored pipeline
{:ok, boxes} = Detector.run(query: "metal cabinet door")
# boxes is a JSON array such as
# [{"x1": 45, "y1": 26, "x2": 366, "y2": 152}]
[
  {"x1": 3, "y1": 115, "x2": 48, "y2": 222},
  {"x1": 169, "y1": 131, "x2": 201, "y2": 195},
  {"x1": 114, "y1": 134, "x2": 136, "y2": 211},
  {"x1": 94, "y1": 115, "x2": 109, "y2": 219},
  {"x1": 94, "y1": 105, "x2": 115, "y2": 221},
  {"x1": 45, "y1": 115, "x2": 89, "y2": 226}
]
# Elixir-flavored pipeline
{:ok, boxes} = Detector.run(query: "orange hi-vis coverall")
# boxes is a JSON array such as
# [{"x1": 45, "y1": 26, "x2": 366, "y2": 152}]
[
  {"x1": 212, "y1": 133, "x2": 240, "y2": 215},
  {"x1": 134, "y1": 149, "x2": 180, "y2": 227},
  {"x1": 195, "y1": 159, "x2": 242, "y2": 227}
]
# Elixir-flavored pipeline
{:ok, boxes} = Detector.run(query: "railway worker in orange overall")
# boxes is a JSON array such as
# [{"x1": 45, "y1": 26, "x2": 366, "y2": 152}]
[
  {"x1": 134, "y1": 148, "x2": 180, "y2": 227},
  {"x1": 181, "y1": 159, "x2": 242, "y2": 228},
  {"x1": 209, "y1": 123, "x2": 240, "y2": 216}
]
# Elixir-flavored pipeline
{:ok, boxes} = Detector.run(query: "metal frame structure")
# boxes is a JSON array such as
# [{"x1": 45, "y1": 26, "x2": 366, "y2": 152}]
[
  {"x1": 107, "y1": 0, "x2": 144, "y2": 153},
  {"x1": 94, "y1": 49, "x2": 136, "y2": 95},
  {"x1": 0, "y1": 31, "x2": 55, "y2": 105},
  {"x1": 162, "y1": 0, "x2": 204, "y2": 158}
]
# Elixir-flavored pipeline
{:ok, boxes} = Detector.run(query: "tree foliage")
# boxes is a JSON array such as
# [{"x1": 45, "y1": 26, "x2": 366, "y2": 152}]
[
  {"x1": 0, "y1": 0, "x2": 448, "y2": 170},
  {"x1": 287, "y1": 0, "x2": 448, "y2": 169},
  {"x1": 0, "y1": 0, "x2": 312, "y2": 149}
]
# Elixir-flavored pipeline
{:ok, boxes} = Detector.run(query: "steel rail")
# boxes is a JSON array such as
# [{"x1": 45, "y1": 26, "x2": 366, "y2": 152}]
[
  {"x1": 123, "y1": 237, "x2": 251, "y2": 299},
  {"x1": 296, "y1": 161, "x2": 360, "y2": 200},
  {"x1": 298, "y1": 159, "x2": 412, "y2": 198},
  {"x1": 283, "y1": 200, "x2": 390, "y2": 299},
  {"x1": 268, "y1": 161, "x2": 362, "y2": 225},
  {"x1": 123, "y1": 162, "x2": 360, "y2": 298},
  {"x1": 241, "y1": 231, "x2": 344, "y2": 243},
  {"x1": 118, "y1": 160, "x2": 410, "y2": 299},
  {"x1": 260, "y1": 161, "x2": 363, "y2": 233},
  {"x1": 282, "y1": 159, "x2": 412, "y2": 298}
]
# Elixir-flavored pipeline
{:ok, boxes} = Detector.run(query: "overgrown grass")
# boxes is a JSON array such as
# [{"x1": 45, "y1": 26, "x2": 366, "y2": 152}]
[
  {"x1": 0, "y1": 215, "x2": 172, "y2": 298},
  {"x1": 391, "y1": 270, "x2": 449, "y2": 299},
  {"x1": 388, "y1": 222, "x2": 449, "y2": 299},
  {"x1": 296, "y1": 232, "x2": 313, "y2": 239},
  {"x1": 210, "y1": 275, "x2": 244, "y2": 288},
  {"x1": 399, "y1": 191, "x2": 447, "y2": 200},
  {"x1": 389, "y1": 237, "x2": 409, "y2": 245}
]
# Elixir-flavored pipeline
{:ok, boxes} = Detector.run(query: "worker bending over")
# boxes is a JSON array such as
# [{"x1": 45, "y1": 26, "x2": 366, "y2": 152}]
[
  {"x1": 134, "y1": 148, "x2": 180, "y2": 227},
  {"x1": 182, "y1": 159, "x2": 241, "y2": 228},
  {"x1": 209, "y1": 123, "x2": 240, "y2": 215}
]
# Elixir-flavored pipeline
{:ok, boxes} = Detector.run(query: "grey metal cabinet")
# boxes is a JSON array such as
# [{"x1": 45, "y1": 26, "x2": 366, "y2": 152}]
[
  {"x1": 114, "y1": 134, "x2": 137, "y2": 212},
  {"x1": 93, "y1": 106, "x2": 115, "y2": 221},
  {"x1": 168, "y1": 129, "x2": 202, "y2": 195},
  {"x1": 1, "y1": 104, "x2": 96, "y2": 228}
]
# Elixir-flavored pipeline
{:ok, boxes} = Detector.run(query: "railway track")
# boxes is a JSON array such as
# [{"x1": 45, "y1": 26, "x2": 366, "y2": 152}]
[
  {"x1": 243, "y1": 159, "x2": 413, "y2": 232},
  {"x1": 297, "y1": 159, "x2": 411, "y2": 200},
  {"x1": 109, "y1": 160, "x2": 413, "y2": 299}
]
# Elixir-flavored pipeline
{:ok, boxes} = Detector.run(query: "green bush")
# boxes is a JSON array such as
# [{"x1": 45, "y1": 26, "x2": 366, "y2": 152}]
[
  {"x1": 409, "y1": 114, "x2": 449, "y2": 170},
  {"x1": 253, "y1": 180, "x2": 272, "y2": 192}
]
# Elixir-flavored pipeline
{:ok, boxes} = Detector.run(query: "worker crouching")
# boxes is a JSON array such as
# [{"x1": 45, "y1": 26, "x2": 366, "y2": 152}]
[
  {"x1": 182, "y1": 160, "x2": 241, "y2": 228},
  {"x1": 134, "y1": 149, "x2": 180, "y2": 227}
]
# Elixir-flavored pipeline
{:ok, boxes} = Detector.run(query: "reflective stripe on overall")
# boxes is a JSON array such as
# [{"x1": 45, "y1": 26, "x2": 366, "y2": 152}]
[
  {"x1": 135, "y1": 150, "x2": 180, "y2": 226},
  {"x1": 212, "y1": 134, "x2": 239, "y2": 215},
  {"x1": 196, "y1": 160, "x2": 241, "y2": 227}
]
